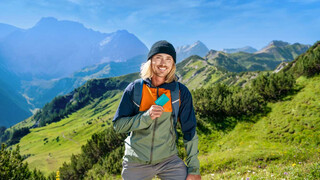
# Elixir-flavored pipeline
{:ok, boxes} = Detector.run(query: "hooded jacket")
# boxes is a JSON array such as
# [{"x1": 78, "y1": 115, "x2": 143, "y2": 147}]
[{"x1": 113, "y1": 78, "x2": 200, "y2": 175}]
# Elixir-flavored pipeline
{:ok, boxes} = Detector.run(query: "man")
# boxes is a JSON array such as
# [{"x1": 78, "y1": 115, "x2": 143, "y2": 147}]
[{"x1": 113, "y1": 40, "x2": 201, "y2": 180}]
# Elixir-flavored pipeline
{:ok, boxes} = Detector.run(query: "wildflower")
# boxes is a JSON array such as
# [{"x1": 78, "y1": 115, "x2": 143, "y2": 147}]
[
  {"x1": 248, "y1": 170, "x2": 251, "y2": 173},
  {"x1": 237, "y1": 172, "x2": 240, "y2": 175},
  {"x1": 211, "y1": 173, "x2": 214, "y2": 176},
  {"x1": 271, "y1": 174, "x2": 274, "y2": 177},
  {"x1": 253, "y1": 172, "x2": 256, "y2": 174},
  {"x1": 246, "y1": 178, "x2": 250, "y2": 180},
  {"x1": 299, "y1": 162, "x2": 302, "y2": 164},
  {"x1": 284, "y1": 172, "x2": 288, "y2": 175},
  {"x1": 292, "y1": 163, "x2": 296, "y2": 167}
]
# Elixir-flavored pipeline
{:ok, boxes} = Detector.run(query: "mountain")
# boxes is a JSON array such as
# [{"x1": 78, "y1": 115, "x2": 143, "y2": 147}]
[
  {"x1": 20, "y1": 54, "x2": 147, "y2": 109},
  {"x1": 0, "y1": 23, "x2": 21, "y2": 39},
  {"x1": 176, "y1": 55, "x2": 258, "y2": 90},
  {"x1": 222, "y1": 46, "x2": 257, "y2": 54},
  {"x1": 0, "y1": 17, "x2": 148, "y2": 127},
  {"x1": 0, "y1": 55, "x2": 32, "y2": 128},
  {"x1": 225, "y1": 41, "x2": 311, "y2": 71},
  {"x1": 197, "y1": 41, "x2": 310, "y2": 73},
  {"x1": 0, "y1": 17, "x2": 148, "y2": 81},
  {"x1": 254, "y1": 40, "x2": 311, "y2": 61},
  {"x1": 258, "y1": 40, "x2": 290, "y2": 53},
  {"x1": 0, "y1": 78, "x2": 32, "y2": 128},
  {"x1": 176, "y1": 41, "x2": 209, "y2": 63},
  {"x1": 205, "y1": 51, "x2": 247, "y2": 72}
]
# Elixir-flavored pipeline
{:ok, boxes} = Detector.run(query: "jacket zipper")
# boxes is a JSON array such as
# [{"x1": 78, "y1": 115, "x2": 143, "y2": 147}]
[{"x1": 150, "y1": 87, "x2": 159, "y2": 164}]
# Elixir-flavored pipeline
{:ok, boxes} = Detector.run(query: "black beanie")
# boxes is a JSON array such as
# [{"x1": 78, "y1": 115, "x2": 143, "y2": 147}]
[{"x1": 147, "y1": 40, "x2": 176, "y2": 63}]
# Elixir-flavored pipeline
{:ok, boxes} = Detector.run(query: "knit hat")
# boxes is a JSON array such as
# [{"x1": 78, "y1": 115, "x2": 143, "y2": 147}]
[{"x1": 147, "y1": 40, "x2": 176, "y2": 63}]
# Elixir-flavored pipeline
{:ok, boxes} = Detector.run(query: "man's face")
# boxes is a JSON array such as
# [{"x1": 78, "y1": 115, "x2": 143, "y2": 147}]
[{"x1": 151, "y1": 53, "x2": 174, "y2": 78}]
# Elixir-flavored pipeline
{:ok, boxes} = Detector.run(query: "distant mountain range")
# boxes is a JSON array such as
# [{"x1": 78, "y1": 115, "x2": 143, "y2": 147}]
[
  {"x1": 206, "y1": 40, "x2": 311, "y2": 72},
  {"x1": 222, "y1": 46, "x2": 257, "y2": 54},
  {"x1": 0, "y1": 17, "x2": 148, "y2": 81},
  {"x1": 20, "y1": 54, "x2": 147, "y2": 110},
  {"x1": 0, "y1": 17, "x2": 148, "y2": 127}
]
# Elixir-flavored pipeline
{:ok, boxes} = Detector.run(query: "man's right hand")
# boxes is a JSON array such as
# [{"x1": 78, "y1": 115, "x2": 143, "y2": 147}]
[{"x1": 149, "y1": 105, "x2": 164, "y2": 120}]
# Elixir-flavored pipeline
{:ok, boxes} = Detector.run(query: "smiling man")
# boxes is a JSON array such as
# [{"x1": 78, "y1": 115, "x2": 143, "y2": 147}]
[{"x1": 113, "y1": 40, "x2": 201, "y2": 180}]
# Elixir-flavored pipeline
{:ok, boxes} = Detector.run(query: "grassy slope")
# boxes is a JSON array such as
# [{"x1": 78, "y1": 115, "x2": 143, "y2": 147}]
[
  {"x1": 14, "y1": 57, "x2": 263, "y2": 176},
  {"x1": 9, "y1": 55, "x2": 319, "y2": 179},
  {"x1": 176, "y1": 56, "x2": 260, "y2": 90},
  {"x1": 15, "y1": 73, "x2": 140, "y2": 176},
  {"x1": 199, "y1": 74, "x2": 320, "y2": 179},
  {"x1": 18, "y1": 91, "x2": 123, "y2": 176}
]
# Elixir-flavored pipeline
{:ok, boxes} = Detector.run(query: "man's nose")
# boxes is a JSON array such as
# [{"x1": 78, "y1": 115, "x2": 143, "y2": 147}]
[{"x1": 159, "y1": 59, "x2": 165, "y2": 65}]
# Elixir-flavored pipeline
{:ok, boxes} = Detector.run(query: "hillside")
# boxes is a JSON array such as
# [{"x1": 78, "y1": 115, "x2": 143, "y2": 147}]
[
  {"x1": 20, "y1": 54, "x2": 147, "y2": 111},
  {"x1": 5, "y1": 72, "x2": 320, "y2": 179},
  {"x1": 205, "y1": 41, "x2": 311, "y2": 72},
  {"x1": 3, "y1": 56, "x2": 260, "y2": 176},
  {"x1": 5, "y1": 73, "x2": 139, "y2": 175},
  {"x1": 199, "y1": 74, "x2": 320, "y2": 179},
  {"x1": 3, "y1": 55, "x2": 262, "y2": 176},
  {"x1": 2, "y1": 41, "x2": 319, "y2": 179},
  {"x1": 176, "y1": 55, "x2": 260, "y2": 90}
]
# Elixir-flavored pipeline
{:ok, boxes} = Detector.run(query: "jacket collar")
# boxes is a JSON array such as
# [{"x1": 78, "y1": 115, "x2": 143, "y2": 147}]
[{"x1": 143, "y1": 78, "x2": 177, "y2": 91}]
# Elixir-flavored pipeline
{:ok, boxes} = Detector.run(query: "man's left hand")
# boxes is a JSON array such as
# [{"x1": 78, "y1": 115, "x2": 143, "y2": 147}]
[{"x1": 186, "y1": 174, "x2": 201, "y2": 180}]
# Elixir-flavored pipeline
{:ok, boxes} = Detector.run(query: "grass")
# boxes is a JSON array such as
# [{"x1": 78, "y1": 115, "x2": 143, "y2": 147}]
[
  {"x1": 201, "y1": 161, "x2": 320, "y2": 180},
  {"x1": 15, "y1": 91, "x2": 123, "y2": 176},
  {"x1": 7, "y1": 73, "x2": 320, "y2": 179},
  {"x1": 196, "y1": 74, "x2": 320, "y2": 179}
]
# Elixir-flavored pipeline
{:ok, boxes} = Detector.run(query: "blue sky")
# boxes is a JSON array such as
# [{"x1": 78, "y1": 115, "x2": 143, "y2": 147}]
[{"x1": 0, "y1": 0, "x2": 319, "y2": 50}]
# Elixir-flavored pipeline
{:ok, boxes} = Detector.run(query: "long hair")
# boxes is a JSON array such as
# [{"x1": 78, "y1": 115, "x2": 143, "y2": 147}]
[{"x1": 140, "y1": 59, "x2": 177, "y2": 83}]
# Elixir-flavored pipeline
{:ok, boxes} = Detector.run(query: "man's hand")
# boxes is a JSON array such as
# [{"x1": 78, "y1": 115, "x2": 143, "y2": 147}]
[
  {"x1": 149, "y1": 105, "x2": 164, "y2": 120},
  {"x1": 186, "y1": 174, "x2": 201, "y2": 180}
]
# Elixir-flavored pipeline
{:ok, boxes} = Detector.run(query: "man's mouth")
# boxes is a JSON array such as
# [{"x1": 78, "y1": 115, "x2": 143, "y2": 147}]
[{"x1": 158, "y1": 67, "x2": 167, "y2": 71}]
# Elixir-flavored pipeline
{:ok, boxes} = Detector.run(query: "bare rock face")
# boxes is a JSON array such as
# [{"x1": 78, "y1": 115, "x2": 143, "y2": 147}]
[{"x1": 273, "y1": 62, "x2": 289, "y2": 73}]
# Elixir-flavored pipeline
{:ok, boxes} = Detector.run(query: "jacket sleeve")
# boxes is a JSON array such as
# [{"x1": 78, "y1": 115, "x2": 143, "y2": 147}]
[
  {"x1": 178, "y1": 83, "x2": 200, "y2": 175},
  {"x1": 113, "y1": 82, "x2": 154, "y2": 133}
]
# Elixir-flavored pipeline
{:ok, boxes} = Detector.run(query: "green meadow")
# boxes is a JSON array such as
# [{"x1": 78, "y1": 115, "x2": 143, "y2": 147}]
[
  {"x1": 12, "y1": 74, "x2": 320, "y2": 179},
  {"x1": 17, "y1": 91, "x2": 123, "y2": 176},
  {"x1": 197, "y1": 75, "x2": 320, "y2": 179}
]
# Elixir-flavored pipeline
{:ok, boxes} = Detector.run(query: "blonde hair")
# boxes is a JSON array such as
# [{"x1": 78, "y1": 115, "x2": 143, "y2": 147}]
[{"x1": 140, "y1": 59, "x2": 177, "y2": 83}]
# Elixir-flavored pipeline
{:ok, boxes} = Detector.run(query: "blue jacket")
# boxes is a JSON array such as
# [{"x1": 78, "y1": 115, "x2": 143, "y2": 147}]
[{"x1": 113, "y1": 78, "x2": 200, "y2": 175}]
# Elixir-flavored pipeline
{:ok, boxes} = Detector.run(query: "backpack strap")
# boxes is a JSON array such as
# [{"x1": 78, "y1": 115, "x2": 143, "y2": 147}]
[
  {"x1": 171, "y1": 82, "x2": 180, "y2": 127},
  {"x1": 132, "y1": 78, "x2": 143, "y2": 112}
]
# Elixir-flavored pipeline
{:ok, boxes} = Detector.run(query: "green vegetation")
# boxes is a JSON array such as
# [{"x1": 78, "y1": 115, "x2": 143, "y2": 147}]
[
  {"x1": 176, "y1": 55, "x2": 260, "y2": 90},
  {"x1": 58, "y1": 127, "x2": 126, "y2": 179},
  {"x1": 198, "y1": 74, "x2": 320, "y2": 179},
  {"x1": 0, "y1": 73, "x2": 139, "y2": 148},
  {"x1": 207, "y1": 52, "x2": 247, "y2": 72},
  {"x1": 283, "y1": 41, "x2": 320, "y2": 78},
  {"x1": 251, "y1": 71, "x2": 296, "y2": 101},
  {"x1": 0, "y1": 42, "x2": 318, "y2": 179},
  {"x1": 33, "y1": 77, "x2": 133, "y2": 127},
  {"x1": 0, "y1": 144, "x2": 47, "y2": 180}
]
